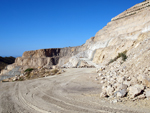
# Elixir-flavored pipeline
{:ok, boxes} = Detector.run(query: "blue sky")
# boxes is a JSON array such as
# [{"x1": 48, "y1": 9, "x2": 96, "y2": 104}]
[{"x1": 0, "y1": 0, "x2": 143, "y2": 57}]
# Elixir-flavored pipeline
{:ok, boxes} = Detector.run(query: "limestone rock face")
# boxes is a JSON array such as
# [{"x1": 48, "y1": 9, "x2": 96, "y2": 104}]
[
  {"x1": 93, "y1": 1, "x2": 150, "y2": 65},
  {"x1": 15, "y1": 47, "x2": 83, "y2": 68},
  {"x1": 15, "y1": 57, "x2": 59, "y2": 67},
  {"x1": 22, "y1": 47, "x2": 81, "y2": 58},
  {"x1": 95, "y1": 0, "x2": 150, "y2": 41},
  {"x1": 0, "y1": 47, "x2": 84, "y2": 77},
  {"x1": 62, "y1": 0, "x2": 150, "y2": 68}
]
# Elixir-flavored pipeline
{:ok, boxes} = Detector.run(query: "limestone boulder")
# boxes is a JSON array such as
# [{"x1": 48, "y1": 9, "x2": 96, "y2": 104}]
[
  {"x1": 116, "y1": 89, "x2": 127, "y2": 98},
  {"x1": 128, "y1": 84, "x2": 145, "y2": 98},
  {"x1": 123, "y1": 81, "x2": 131, "y2": 87},
  {"x1": 130, "y1": 77, "x2": 138, "y2": 85},
  {"x1": 117, "y1": 76, "x2": 125, "y2": 84},
  {"x1": 145, "y1": 89, "x2": 150, "y2": 98},
  {"x1": 117, "y1": 84, "x2": 128, "y2": 91},
  {"x1": 106, "y1": 86, "x2": 115, "y2": 96},
  {"x1": 142, "y1": 76, "x2": 150, "y2": 88},
  {"x1": 137, "y1": 75, "x2": 150, "y2": 88},
  {"x1": 100, "y1": 86, "x2": 108, "y2": 98}
]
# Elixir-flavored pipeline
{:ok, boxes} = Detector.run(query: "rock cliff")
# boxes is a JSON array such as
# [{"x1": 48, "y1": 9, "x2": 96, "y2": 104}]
[
  {"x1": 0, "y1": 46, "x2": 85, "y2": 77},
  {"x1": 62, "y1": 0, "x2": 150, "y2": 68},
  {"x1": 15, "y1": 47, "x2": 83, "y2": 68}
]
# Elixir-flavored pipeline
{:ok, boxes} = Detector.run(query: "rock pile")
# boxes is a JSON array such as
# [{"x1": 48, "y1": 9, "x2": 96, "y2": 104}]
[{"x1": 96, "y1": 57, "x2": 150, "y2": 101}]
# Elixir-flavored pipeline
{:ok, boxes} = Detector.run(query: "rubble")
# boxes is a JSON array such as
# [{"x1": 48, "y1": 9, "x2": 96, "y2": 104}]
[
  {"x1": 97, "y1": 53, "x2": 150, "y2": 101},
  {"x1": 2, "y1": 67, "x2": 65, "y2": 82}
]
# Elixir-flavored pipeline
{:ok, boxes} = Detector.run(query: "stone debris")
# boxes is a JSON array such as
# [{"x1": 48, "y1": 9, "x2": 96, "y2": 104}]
[
  {"x1": 110, "y1": 99, "x2": 118, "y2": 104},
  {"x1": 97, "y1": 56, "x2": 150, "y2": 101},
  {"x1": 1, "y1": 67, "x2": 65, "y2": 82}
]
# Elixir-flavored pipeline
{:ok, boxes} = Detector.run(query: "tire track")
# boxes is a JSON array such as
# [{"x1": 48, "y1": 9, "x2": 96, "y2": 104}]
[
  {"x1": 36, "y1": 76, "x2": 135, "y2": 113},
  {"x1": 0, "y1": 68, "x2": 147, "y2": 113}
]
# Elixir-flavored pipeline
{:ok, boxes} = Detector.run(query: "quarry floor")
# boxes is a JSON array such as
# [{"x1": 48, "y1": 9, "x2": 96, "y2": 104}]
[{"x1": 0, "y1": 68, "x2": 150, "y2": 113}]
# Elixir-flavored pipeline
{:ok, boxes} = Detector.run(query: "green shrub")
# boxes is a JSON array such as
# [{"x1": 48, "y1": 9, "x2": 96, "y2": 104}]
[
  {"x1": 107, "y1": 50, "x2": 127, "y2": 65},
  {"x1": 24, "y1": 68, "x2": 34, "y2": 72},
  {"x1": 121, "y1": 53, "x2": 127, "y2": 61},
  {"x1": 24, "y1": 68, "x2": 34, "y2": 79},
  {"x1": 108, "y1": 59, "x2": 115, "y2": 65}
]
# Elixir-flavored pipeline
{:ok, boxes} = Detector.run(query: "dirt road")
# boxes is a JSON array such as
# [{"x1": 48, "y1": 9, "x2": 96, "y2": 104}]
[{"x1": 0, "y1": 68, "x2": 150, "y2": 113}]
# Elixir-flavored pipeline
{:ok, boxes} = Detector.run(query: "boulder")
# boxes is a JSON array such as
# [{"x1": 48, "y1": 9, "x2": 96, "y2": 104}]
[
  {"x1": 145, "y1": 89, "x2": 150, "y2": 98},
  {"x1": 2, "y1": 78, "x2": 10, "y2": 82},
  {"x1": 142, "y1": 76, "x2": 150, "y2": 88},
  {"x1": 100, "y1": 92, "x2": 108, "y2": 98},
  {"x1": 52, "y1": 66, "x2": 57, "y2": 69},
  {"x1": 117, "y1": 84, "x2": 128, "y2": 90},
  {"x1": 116, "y1": 89, "x2": 127, "y2": 98},
  {"x1": 137, "y1": 75, "x2": 150, "y2": 87},
  {"x1": 100, "y1": 86, "x2": 108, "y2": 97},
  {"x1": 117, "y1": 76, "x2": 125, "y2": 84},
  {"x1": 110, "y1": 99, "x2": 118, "y2": 104},
  {"x1": 128, "y1": 84, "x2": 145, "y2": 98},
  {"x1": 106, "y1": 86, "x2": 115, "y2": 96},
  {"x1": 100, "y1": 80, "x2": 105, "y2": 84},
  {"x1": 98, "y1": 73, "x2": 103, "y2": 76},
  {"x1": 101, "y1": 76, "x2": 105, "y2": 80},
  {"x1": 137, "y1": 94, "x2": 146, "y2": 99},
  {"x1": 123, "y1": 81, "x2": 131, "y2": 87},
  {"x1": 131, "y1": 77, "x2": 138, "y2": 85}
]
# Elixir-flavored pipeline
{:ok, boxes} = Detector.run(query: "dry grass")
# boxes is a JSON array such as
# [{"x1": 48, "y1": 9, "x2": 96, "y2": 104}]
[{"x1": 51, "y1": 69, "x2": 59, "y2": 75}]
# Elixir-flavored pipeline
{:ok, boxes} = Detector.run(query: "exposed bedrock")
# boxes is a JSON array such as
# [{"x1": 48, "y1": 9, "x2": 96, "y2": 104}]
[
  {"x1": 0, "y1": 47, "x2": 85, "y2": 78},
  {"x1": 15, "y1": 47, "x2": 84, "y2": 68},
  {"x1": 62, "y1": 1, "x2": 150, "y2": 68}
]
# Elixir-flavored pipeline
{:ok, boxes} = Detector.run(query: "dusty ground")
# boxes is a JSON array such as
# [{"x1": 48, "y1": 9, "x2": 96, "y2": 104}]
[{"x1": 0, "y1": 68, "x2": 150, "y2": 113}]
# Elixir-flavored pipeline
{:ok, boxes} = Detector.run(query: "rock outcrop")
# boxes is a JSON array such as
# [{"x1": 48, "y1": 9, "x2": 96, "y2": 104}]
[
  {"x1": 15, "y1": 47, "x2": 82, "y2": 68},
  {"x1": 62, "y1": 0, "x2": 150, "y2": 69}
]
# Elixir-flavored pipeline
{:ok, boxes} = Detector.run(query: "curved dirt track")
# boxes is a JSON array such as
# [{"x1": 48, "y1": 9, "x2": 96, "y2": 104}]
[{"x1": 0, "y1": 68, "x2": 150, "y2": 113}]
